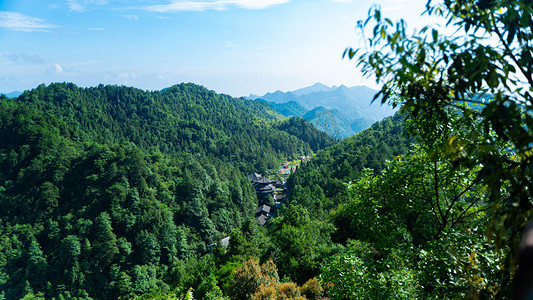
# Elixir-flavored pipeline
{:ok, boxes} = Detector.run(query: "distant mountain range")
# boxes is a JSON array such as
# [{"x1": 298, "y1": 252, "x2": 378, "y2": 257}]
[
  {"x1": 247, "y1": 83, "x2": 396, "y2": 139},
  {"x1": 1, "y1": 91, "x2": 23, "y2": 98}
]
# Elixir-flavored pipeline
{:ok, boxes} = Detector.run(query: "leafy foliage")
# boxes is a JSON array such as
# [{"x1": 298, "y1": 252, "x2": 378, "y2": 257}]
[
  {"x1": 341, "y1": 0, "x2": 533, "y2": 297},
  {"x1": 325, "y1": 147, "x2": 501, "y2": 298}
]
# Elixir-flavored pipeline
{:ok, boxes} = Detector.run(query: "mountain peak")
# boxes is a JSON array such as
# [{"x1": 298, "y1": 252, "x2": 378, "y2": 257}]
[
  {"x1": 292, "y1": 83, "x2": 334, "y2": 96},
  {"x1": 247, "y1": 93, "x2": 261, "y2": 100},
  {"x1": 249, "y1": 82, "x2": 397, "y2": 139},
  {"x1": 2, "y1": 90, "x2": 23, "y2": 98},
  {"x1": 311, "y1": 82, "x2": 329, "y2": 88}
]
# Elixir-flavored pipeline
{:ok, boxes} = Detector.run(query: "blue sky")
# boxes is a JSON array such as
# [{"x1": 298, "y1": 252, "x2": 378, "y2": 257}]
[{"x1": 0, "y1": 0, "x2": 439, "y2": 97}]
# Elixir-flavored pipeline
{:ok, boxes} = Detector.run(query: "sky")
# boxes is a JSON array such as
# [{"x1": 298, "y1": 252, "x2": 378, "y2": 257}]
[{"x1": 0, "y1": 0, "x2": 442, "y2": 97}]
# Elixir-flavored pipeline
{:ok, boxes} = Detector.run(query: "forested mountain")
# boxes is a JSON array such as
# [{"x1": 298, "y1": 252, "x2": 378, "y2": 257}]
[
  {"x1": 0, "y1": 76, "x2": 513, "y2": 298},
  {"x1": 257, "y1": 100, "x2": 356, "y2": 139},
  {"x1": 249, "y1": 83, "x2": 396, "y2": 121},
  {"x1": 286, "y1": 112, "x2": 410, "y2": 213},
  {"x1": 0, "y1": 82, "x2": 335, "y2": 299},
  {"x1": 302, "y1": 107, "x2": 354, "y2": 140},
  {"x1": 249, "y1": 83, "x2": 397, "y2": 139},
  {"x1": 257, "y1": 100, "x2": 307, "y2": 118},
  {"x1": 9, "y1": 83, "x2": 333, "y2": 173},
  {"x1": 273, "y1": 117, "x2": 337, "y2": 151}
]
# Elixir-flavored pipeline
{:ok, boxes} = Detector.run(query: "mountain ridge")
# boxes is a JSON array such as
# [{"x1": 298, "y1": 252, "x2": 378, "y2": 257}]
[
  {"x1": 1, "y1": 90, "x2": 23, "y2": 98},
  {"x1": 248, "y1": 83, "x2": 396, "y2": 139}
]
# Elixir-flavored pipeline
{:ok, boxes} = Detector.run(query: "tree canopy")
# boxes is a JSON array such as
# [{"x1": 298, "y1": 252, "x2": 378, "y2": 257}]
[
  {"x1": 343, "y1": 0, "x2": 533, "y2": 297},
  {"x1": 0, "y1": 83, "x2": 335, "y2": 299}
]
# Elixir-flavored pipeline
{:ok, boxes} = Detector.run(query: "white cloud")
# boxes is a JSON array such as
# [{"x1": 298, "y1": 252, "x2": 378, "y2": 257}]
[
  {"x1": 143, "y1": 0, "x2": 290, "y2": 12},
  {"x1": 118, "y1": 72, "x2": 140, "y2": 80},
  {"x1": 22, "y1": 53, "x2": 43, "y2": 64},
  {"x1": 0, "y1": 11, "x2": 57, "y2": 32},
  {"x1": 331, "y1": 0, "x2": 352, "y2": 2},
  {"x1": 7, "y1": 53, "x2": 44, "y2": 64},
  {"x1": 4, "y1": 53, "x2": 19, "y2": 62},
  {"x1": 54, "y1": 64, "x2": 64, "y2": 74},
  {"x1": 122, "y1": 15, "x2": 139, "y2": 21},
  {"x1": 224, "y1": 41, "x2": 239, "y2": 47},
  {"x1": 67, "y1": 0, "x2": 109, "y2": 12}
]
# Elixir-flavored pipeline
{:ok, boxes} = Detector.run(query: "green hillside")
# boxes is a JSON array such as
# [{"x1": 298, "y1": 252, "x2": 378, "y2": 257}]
[
  {"x1": 286, "y1": 112, "x2": 410, "y2": 213},
  {"x1": 0, "y1": 83, "x2": 335, "y2": 299},
  {"x1": 303, "y1": 107, "x2": 355, "y2": 140},
  {"x1": 260, "y1": 100, "x2": 307, "y2": 118},
  {"x1": 0, "y1": 81, "x2": 514, "y2": 299}
]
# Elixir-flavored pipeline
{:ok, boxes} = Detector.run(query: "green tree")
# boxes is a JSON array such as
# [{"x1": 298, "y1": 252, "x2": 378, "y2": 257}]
[
  {"x1": 336, "y1": 148, "x2": 486, "y2": 247},
  {"x1": 27, "y1": 240, "x2": 46, "y2": 268},
  {"x1": 228, "y1": 258, "x2": 279, "y2": 300},
  {"x1": 321, "y1": 240, "x2": 418, "y2": 300},
  {"x1": 160, "y1": 211, "x2": 178, "y2": 264},
  {"x1": 60, "y1": 235, "x2": 81, "y2": 267},
  {"x1": 132, "y1": 264, "x2": 157, "y2": 294},
  {"x1": 269, "y1": 205, "x2": 335, "y2": 284},
  {"x1": 93, "y1": 212, "x2": 119, "y2": 268},
  {"x1": 345, "y1": 0, "x2": 533, "y2": 297},
  {"x1": 326, "y1": 151, "x2": 501, "y2": 297},
  {"x1": 135, "y1": 230, "x2": 161, "y2": 265}
]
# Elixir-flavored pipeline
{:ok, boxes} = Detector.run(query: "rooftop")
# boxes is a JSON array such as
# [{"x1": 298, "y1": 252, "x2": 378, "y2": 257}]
[
  {"x1": 248, "y1": 172, "x2": 262, "y2": 182},
  {"x1": 255, "y1": 204, "x2": 271, "y2": 215},
  {"x1": 255, "y1": 214, "x2": 268, "y2": 226}
]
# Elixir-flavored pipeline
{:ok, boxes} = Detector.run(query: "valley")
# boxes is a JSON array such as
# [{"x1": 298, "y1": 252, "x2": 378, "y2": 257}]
[
  {"x1": 248, "y1": 83, "x2": 397, "y2": 139},
  {"x1": 0, "y1": 79, "x2": 522, "y2": 299},
  {"x1": 0, "y1": 83, "x2": 336, "y2": 299}
]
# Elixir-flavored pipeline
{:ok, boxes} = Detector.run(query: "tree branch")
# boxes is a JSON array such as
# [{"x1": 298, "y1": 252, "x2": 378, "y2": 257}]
[
  {"x1": 491, "y1": 12, "x2": 533, "y2": 88},
  {"x1": 450, "y1": 197, "x2": 481, "y2": 228},
  {"x1": 433, "y1": 161, "x2": 445, "y2": 225},
  {"x1": 443, "y1": 173, "x2": 479, "y2": 224}
]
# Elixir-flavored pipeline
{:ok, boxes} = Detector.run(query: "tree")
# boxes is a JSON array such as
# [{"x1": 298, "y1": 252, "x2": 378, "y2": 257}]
[
  {"x1": 132, "y1": 264, "x2": 157, "y2": 294},
  {"x1": 269, "y1": 205, "x2": 335, "y2": 284},
  {"x1": 321, "y1": 240, "x2": 418, "y2": 300},
  {"x1": 338, "y1": 148, "x2": 486, "y2": 247},
  {"x1": 251, "y1": 282, "x2": 305, "y2": 300},
  {"x1": 328, "y1": 154, "x2": 501, "y2": 297},
  {"x1": 228, "y1": 258, "x2": 279, "y2": 300},
  {"x1": 135, "y1": 230, "x2": 161, "y2": 265},
  {"x1": 345, "y1": 0, "x2": 533, "y2": 297},
  {"x1": 60, "y1": 235, "x2": 81, "y2": 267},
  {"x1": 92, "y1": 212, "x2": 119, "y2": 268}
]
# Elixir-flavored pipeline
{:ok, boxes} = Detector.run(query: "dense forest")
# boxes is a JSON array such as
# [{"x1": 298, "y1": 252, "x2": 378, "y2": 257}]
[
  {"x1": 1, "y1": 80, "x2": 476, "y2": 299},
  {"x1": 0, "y1": 83, "x2": 336, "y2": 299},
  {"x1": 286, "y1": 112, "x2": 409, "y2": 211}
]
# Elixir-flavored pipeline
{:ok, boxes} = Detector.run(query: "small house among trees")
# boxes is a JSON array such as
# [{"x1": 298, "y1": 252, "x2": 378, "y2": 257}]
[
  {"x1": 249, "y1": 174, "x2": 276, "y2": 200},
  {"x1": 255, "y1": 214, "x2": 268, "y2": 226},
  {"x1": 249, "y1": 172, "x2": 287, "y2": 225},
  {"x1": 255, "y1": 204, "x2": 271, "y2": 217}
]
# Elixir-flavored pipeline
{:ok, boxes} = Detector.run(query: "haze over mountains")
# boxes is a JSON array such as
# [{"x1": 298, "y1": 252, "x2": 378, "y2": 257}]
[
  {"x1": 248, "y1": 83, "x2": 397, "y2": 139},
  {"x1": 1, "y1": 91, "x2": 23, "y2": 98}
]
